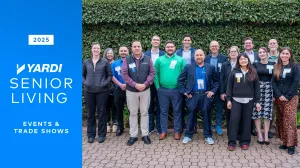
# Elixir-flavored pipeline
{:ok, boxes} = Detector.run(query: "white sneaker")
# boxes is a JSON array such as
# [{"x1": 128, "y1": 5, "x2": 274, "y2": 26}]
[
  {"x1": 182, "y1": 137, "x2": 192, "y2": 144},
  {"x1": 107, "y1": 125, "x2": 111, "y2": 133},
  {"x1": 205, "y1": 137, "x2": 214, "y2": 145},
  {"x1": 112, "y1": 125, "x2": 117, "y2": 133}
]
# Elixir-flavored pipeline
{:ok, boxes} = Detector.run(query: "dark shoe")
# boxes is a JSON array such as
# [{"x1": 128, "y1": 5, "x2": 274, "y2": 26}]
[
  {"x1": 288, "y1": 146, "x2": 295, "y2": 155},
  {"x1": 251, "y1": 128, "x2": 257, "y2": 136},
  {"x1": 116, "y1": 129, "x2": 124, "y2": 136},
  {"x1": 268, "y1": 131, "x2": 273, "y2": 139},
  {"x1": 88, "y1": 137, "x2": 94, "y2": 143},
  {"x1": 173, "y1": 133, "x2": 181, "y2": 140},
  {"x1": 241, "y1": 144, "x2": 249, "y2": 150},
  {"x1": 279, "y1": 145, "x2": 288, "y2": 150},
  {"x1": 159, "y1": 133, "x2": 167, "y2": 140},
  {"x1": 142, "y1": 136, "x2": 151, "y2": 145},
  {"x1": 127, "y1": 137, "x2": 138, "y2": 146},
  {"x1": 192, "y1": 129, "x2": 197, "y2": 134},
  {"x1": 98, "y1": 137, "x2": 105, "y2": 143},
  {"x1": 227, "y1": 146, "x2": 235, "y2": 151},
  {"x1": 264, "y1": 141, "x2": 270, "y2": 145},
  {"x1": 257, "y1": 140, "x2": 264, "y2": 145}
]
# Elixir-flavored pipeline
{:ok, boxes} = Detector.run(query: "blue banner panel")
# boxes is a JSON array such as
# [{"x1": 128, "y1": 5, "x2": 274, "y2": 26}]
[{"x1": 0, "y1": 1, "x2": 82, "y2": 168}]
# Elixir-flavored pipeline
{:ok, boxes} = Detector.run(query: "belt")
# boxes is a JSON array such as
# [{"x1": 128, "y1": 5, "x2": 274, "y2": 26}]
[{"x1": 192, "y1": 91, "x2": 206, "y2": 94}]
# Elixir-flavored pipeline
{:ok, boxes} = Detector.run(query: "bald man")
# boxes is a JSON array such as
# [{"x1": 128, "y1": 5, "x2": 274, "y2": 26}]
[
  {"x1": 268, "y1": 39, "x2": 279, "y2": 63},
  {"x1": 204, "y1": 41, "x2": 228, "y2": 135},
  {"x1": 178, "y1": 49, "x2": 219, "y2": 144}
]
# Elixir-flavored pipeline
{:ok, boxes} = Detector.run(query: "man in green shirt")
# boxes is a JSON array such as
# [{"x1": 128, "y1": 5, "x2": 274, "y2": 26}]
[
  {"x1": 154, "y1": 40, "x2": 186, "y2": 140},
  {"x1": 268, "y1": 39, "x2": 279, "y2": 63}
]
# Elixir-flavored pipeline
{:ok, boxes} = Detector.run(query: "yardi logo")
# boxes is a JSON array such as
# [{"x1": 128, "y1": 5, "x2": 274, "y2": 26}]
[{"x1": 16, "y1": 64, "x2": 62, "y2": 75}]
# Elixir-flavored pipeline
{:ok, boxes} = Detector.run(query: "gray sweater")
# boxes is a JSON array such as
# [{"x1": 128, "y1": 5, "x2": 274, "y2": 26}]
[{"x1": 82, "y1": 57, "x2": 112, "y2": 93}]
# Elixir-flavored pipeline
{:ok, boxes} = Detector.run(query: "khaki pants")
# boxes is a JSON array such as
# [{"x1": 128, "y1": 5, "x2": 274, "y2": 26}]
[{"x1": 126, "y1": 88, "x2": 150, "y2": 137}]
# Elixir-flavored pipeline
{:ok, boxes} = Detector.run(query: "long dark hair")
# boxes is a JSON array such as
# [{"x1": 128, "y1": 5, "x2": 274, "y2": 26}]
[
  {"x1": 274, "y1": 47, "x2": 296, "y2": 80},
  {"x1": 235, "y1": 54, "x2": 257, "y2": 81}
]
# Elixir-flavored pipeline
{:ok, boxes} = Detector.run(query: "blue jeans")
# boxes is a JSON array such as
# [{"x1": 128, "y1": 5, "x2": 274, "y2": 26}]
[
  {"x1": 185, "y1": 93, "x2": 213, "y2": 138},
  {"x1": 157, "y1": 87, "x2": 182, "y2": 133},
  {"x1": 149, "y1": 85, "x2": 161, "y2": 134}
]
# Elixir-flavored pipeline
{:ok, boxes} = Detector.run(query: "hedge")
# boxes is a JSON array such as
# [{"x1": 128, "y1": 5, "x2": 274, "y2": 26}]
[
  {"x1": 82, "y1": 0, "x2": 300, "y2": 127},
  {"x1": 82, "y1": 0, "x2": 300, "y2": 25}
]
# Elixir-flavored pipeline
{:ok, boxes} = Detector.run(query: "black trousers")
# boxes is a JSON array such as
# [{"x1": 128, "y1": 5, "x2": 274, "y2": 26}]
[
  {"x1": 228, "y1": 99, "x2": 253, "y2": 146},
  {"x1": 225, "y1": 103, "x2": 231, "y2": 136},
  {"x1": 84, "y1": 91, "x2": 108, "y2": 138},
  {"x1": 106, "y1": 94, "x2": 117, "y2": 125},
  {"x1": 114, "y1": 88, "x2": 126, "y2": 131}
]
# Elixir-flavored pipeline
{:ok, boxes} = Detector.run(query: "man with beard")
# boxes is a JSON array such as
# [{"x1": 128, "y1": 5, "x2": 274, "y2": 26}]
[
  {"x1": 178, "y1": 49, "x2": 219, "y2": 144},
  {"x1": 122, "y1": 41, "x2": 155, "y2": 146},
  {"x1": 111, "y1": 46, "x2": 129, "y2": 136},
  {"x1": 154, "y1": 40, "x2": 186, "y2": 140}
]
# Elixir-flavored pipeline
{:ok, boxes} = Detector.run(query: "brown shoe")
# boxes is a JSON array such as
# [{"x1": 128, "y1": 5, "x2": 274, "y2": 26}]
[
  {"x1": 159, "y1": 133, "x2": 167, "y2": 140},
  {"x1": 173, "y1": 133, "x2": 181, "y2": 140},
  {"x1": 227, "y1": 146, "x2": 235, "y2": 151}
]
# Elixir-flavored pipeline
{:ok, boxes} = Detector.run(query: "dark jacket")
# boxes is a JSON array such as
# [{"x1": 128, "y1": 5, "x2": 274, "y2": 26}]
[
  {"x1": 123, "y1": 54, "x2": 152, "y2": 92},
  {"x1": 204, "y1": 53, "x2": 228, "y2": 78},
  {"x1": 272, "y1": 63, "x2": 300, "y2": 101},
  {"x1": 176, "y1": 47, "x2": 196, "y2": 64},
  {"x1": 178, "y1": 63, "x2": 219, "y2": 95},
  {"x1": 220, "y1": 61, "x2": 234, "y2": 95},
  {"x1": 144, "y1": 50, "x2": 165, "y2": 58},
  {"x1": 82, "y1": 57, "x2": 112, "y2": 93},
  {"x1": 226, "y1": 67, "x2": 260, "y2": 103}
]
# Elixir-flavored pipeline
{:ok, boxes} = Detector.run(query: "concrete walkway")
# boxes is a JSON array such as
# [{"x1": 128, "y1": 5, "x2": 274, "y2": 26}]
[{"x1": 82, "y1": 128, "x2": 300, "y2": 168}]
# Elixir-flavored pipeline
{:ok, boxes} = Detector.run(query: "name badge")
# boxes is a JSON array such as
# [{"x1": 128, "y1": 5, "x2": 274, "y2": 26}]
[
  {"x1": 282, "y1": 68, "x2": 291, "y2": 78},
  {"x1": 266, "y1": 65, "x2": 273, "y2": 74},
  {"x1": 129, "y1": 63, "x2": 136, "y2": 72},
  {"x1": 235, "y1": 73, "x2": 242, "y2": 83},
  {"x1": 197, "y1": 79, "x2": 204, "y2": 90},
  {"x1": 115, "y1": 66, "x2": 121, "y2": 75},
  {"x1": 218, "y1": 63, "x2": 222, "y2": 72},
  {"x1": 169, "y1": 60, "x2": 177, "y2": 69}
]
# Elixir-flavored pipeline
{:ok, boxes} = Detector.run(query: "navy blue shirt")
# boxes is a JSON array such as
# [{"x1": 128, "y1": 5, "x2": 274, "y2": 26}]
[
  {"x1": 111, "y1": 58, "x2": 125, "y2": 88},
  {"x1": 193, "y1": 65, "x2": 206, "y2": 92}
]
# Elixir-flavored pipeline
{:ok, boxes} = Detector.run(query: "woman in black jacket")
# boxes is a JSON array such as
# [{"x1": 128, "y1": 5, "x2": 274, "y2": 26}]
[
  {"x1": 226, "y1": 54, "x2": 261, "y2": 151},
  {"x1": 82, "y1": 42, "x2": 112, "y2": 143},
  {"x1": 220, "y1": 46, "x2": 239, "y2": 136},
  {"x1": 272, "y1": 47, "x2": 299, "y2": 155}
]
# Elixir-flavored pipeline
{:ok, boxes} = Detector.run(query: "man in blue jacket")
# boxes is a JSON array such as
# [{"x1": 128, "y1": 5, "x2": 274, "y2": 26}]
[
  {"x1": 176, "y1": 34, "x2": 197, "y2": 132},
  {"x1": 204, "y1": 40, "x2": 228, "y2": 135},
  {"x1": 144, "y1": 35, "x2": 165, "y2": 135},
  {"x1": 178, "y1": 49, "x2": 219, "y2": 144}
]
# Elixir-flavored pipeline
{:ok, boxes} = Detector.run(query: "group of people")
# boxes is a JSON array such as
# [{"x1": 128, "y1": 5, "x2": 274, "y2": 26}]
[{"x1": 82, "y1": 35, "x2": 299, "y2": 155}]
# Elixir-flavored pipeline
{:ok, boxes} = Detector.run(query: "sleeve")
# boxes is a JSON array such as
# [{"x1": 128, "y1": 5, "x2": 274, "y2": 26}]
[
  {"x1": 103, "y1": 61, "x2": 112, "y2": 87},
  {"x1": 154, "y1": 58, "x2": 160, "y2": 89},
  {"x1": 219, "y1": 63, "x2": 226, "y2": 94},
  {"x1": 144, "y1": 59, "x2": 155, "y2": 87},
  {"x1": 284, "y1": 65, "x2": 300, "y2": 100},
  {"x1": 272, "y1": 74, "x2": 282, "y2": 98},
  {"x1": 211, "y1": 67, "x2": 219, "y2": 94},
  {"x1": 82, "y1": 61, "x2": 87, "y2": 84},
  {"x1": 253, "y1": 74, "x2": 261, "y2": 104},
  {"x1": 178, "y1": 65, "x2": 188, "y2": 95},
  {"x1": 226, "y1": 71, "x2": 234, "y2": 102},
  {"x1": 111, "y1": 62, "x2": 116, "y2": 78}
]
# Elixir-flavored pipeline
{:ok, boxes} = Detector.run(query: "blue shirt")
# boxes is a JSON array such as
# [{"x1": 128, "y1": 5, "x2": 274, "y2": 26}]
[
  {"x1": 193, "y1": 65, "x2": 206, "y2": 92},
  {"x1": 210, "y1": 56, "x2": 218, "y2": 71},
  {"x1": 111, "y1": 58, "x2": 125, "y2": 87}
]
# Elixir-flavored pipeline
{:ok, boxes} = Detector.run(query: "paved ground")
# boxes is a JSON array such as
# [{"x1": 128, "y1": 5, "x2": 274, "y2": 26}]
[{"x1": 82, "y1": 128, "x2": 300, "y2": 168}]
